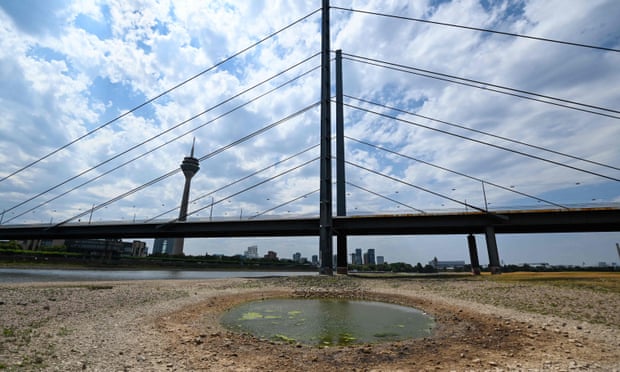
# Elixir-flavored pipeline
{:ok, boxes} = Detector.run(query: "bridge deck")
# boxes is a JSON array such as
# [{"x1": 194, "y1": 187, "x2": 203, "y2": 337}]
[{"x1": 1, "y1": 208, "x2": 619, "y2": 240}]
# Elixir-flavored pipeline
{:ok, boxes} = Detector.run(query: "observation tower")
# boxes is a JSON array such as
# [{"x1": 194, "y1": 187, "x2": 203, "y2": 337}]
[{"x1": 172, "y1": 139, "x2": 200, "y2": 255}]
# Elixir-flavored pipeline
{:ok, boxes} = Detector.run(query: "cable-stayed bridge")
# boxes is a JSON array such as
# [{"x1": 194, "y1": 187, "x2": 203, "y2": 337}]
[{"x1": 1, "y1": 2, "x2": 619, "y2": 274}]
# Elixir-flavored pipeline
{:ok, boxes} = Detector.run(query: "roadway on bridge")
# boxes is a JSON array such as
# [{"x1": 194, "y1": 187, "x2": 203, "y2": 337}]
[{"x1": 1, "y1": 208, "x2": 619, "y2": 240}]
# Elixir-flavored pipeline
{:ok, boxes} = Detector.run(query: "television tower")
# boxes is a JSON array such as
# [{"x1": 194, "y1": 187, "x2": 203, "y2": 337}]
[{"x1": 172, "y1": 139, "x2": 200, "y2": 255}]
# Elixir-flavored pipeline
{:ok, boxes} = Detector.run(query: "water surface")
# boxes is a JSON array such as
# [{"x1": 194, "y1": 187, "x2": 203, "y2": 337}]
[
  {"x1": 221, "y1": 298, "x2": 435, "y2": 346},
  {"x1": 0, "y1": 268, "x2": 316, "y2": 283}
]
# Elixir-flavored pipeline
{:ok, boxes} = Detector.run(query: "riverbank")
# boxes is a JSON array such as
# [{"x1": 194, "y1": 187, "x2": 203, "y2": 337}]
[{"x1": 1, "y1": 274, "x2": 619, "y2": 370}]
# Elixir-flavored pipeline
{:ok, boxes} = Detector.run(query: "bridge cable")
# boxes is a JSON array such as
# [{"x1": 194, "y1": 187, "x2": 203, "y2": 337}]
[
  {"x1": 346, "y1": 95, "x2": 620, "y2": 172},
  {"x1": 0, "y1": 8, "x2": 321, "y2": 185},
  {"x1": 345, "y1": 136, "x2": 568, "y2": 209},
  {"x1": 3, "y1": 64, "x2": 321, "y2": 222},
  {"x1": 343, "y1": 54, "x2": 620, "y2": 120},
  {"x1": 46, "y1": 103, "x2": 319, "y2": 227},
  {"x1": 250, "y1": 188, "x2": 320, "y2": 219},
  {"x1": 344, "y1": 181, "x2": 426, "y2": 214},
  {"x1": 159, "y1": 157, "x2": 320, "y2": 225},
  {"x1": 344, "y1": 103, "x2": 620, "y2": 183},
  {"x1": 331, "y1": 6, "x2": 620, "y2": 53},
  {"x1": 344, "y1": 160, "x2": 489, "y2": 213},
  {"x1": 147, "y1": 143, "x2": 320, "y2": 221}
]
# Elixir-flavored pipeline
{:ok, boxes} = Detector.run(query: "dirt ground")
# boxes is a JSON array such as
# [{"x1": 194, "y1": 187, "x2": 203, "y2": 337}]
[{"x1": 1, "y1": 274, "x2": 619, "y2": 371}]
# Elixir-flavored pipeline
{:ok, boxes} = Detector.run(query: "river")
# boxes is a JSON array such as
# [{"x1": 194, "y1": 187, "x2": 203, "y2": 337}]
[{"x1": 0, "y1": 268, "x2": 317, "y2": 283}]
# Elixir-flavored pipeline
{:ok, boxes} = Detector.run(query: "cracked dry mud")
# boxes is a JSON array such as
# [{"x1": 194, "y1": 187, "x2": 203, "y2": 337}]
[{"x1": 1, "y1": 275, "x2": 619, "y2": 371}]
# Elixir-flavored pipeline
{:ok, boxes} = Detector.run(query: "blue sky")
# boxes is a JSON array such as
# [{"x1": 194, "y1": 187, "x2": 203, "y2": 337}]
[{"x1": 0, "y1": 0, "x2": 619, "y2": 266}]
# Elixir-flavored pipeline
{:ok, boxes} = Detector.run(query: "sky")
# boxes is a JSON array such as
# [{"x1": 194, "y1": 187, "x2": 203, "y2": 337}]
[{"x1": 0, "y1": 0, "x2": 619, "y2": 266}]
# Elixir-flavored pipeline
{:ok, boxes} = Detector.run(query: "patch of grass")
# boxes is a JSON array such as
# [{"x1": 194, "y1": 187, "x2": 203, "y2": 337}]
[
  {"x1": 3, "y1": 328, "x2": 14, "y2": 337},
  {"x1": 486, "y1": 272, "x2": 620, "y2": 294},
  {"x1": 272, "y1": 334, "x2": 296, "y2": 343}
]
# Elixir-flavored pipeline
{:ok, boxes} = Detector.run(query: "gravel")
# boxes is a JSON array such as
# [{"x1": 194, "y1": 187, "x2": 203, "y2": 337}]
[{"x1": 1, "y1": 275, "x2": 618, "y2": 371}]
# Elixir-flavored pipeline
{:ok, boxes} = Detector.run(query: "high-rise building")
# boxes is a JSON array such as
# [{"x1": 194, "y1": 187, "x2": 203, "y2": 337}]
[
  {"x1": 367, "y1": 249, "x2": 376, "y2": 265},
  {"x1": 153, "y1": 238, "x2": 176, "y2": 255},
  {"x1": 293, "y1": 252, "x2": 301, "y2": 263},
  {"x1": 244, "y1": 245, "x2": 259, "y2": 258},
  {"x1": 312, "y1": 255, "x2": 319, "y2": 266},
  {"x1": 376, "y1": 256, "x2": 384, "y2": 265},
  {"x1": 352, "y1": 248, "x2": 363, "y2": 265}
]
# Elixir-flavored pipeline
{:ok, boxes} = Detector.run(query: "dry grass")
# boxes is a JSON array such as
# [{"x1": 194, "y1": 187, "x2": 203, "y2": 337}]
[{"x1": 483, "y1": 271, "x2": 620, "y2": 294}]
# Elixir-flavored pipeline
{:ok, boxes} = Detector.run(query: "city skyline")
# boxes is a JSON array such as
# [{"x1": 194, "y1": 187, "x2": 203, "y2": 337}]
[{"x1": 0, "y1": 1, "x2": 618, "y2": 267}]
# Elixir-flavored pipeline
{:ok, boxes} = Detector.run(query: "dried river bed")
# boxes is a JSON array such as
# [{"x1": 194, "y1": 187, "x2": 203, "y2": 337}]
[{"x1": 1, "y1": 275, "x2": 619, "y2": 371}]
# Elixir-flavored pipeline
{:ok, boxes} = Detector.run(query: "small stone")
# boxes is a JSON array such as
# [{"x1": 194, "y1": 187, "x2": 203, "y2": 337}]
[{"x1": 489, "y1": 361, "x2": 498, "y2": 366}]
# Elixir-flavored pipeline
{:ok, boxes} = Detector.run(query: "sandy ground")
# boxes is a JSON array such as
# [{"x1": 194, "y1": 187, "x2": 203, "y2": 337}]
[{"x1": 1, "y1": 275, "x2": 619, "y2": 371}]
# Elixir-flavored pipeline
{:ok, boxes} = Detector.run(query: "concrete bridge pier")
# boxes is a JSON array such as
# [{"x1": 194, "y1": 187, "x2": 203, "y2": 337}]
[
  {"x1": 485, "y1": 226, "x2": 501, "y2": 274},
  {"x1": 467, "y1": 234, "x2": 481, "y2": 275}
]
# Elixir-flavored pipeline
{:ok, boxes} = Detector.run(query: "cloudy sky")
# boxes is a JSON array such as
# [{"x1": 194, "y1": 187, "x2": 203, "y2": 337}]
[{"x1": 0, "y1": 0, "x2": 619, "y2": 266}]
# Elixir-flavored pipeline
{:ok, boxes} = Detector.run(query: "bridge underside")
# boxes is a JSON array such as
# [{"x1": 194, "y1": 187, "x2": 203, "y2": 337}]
[{"x1": 1, "y1": 208, "x2": 618, "y2": 240}]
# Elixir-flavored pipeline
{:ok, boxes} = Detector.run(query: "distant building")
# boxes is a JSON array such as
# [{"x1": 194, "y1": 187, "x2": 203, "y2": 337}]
[
  {"x1": 16, "y1": 239, "x2": 147, "y2": 257},
  {"x1": 351, "y1": 248, "x2": 363, "y2": 265},
  {"x1": 521, "y1": 262, "x2": 551, "y2": 269},
  {"x1": 65, "y1": 239, "x2": 124, "y2": 258},
  {"x1": 293, "y1": 252, "x2": 301, "y2": 263},
  {"x1": 376, "y1": 256, "x2": 384, "y2": 265},
  {"x1": 367, "y1": 249, "x2": 376, "y2": 265},
  {"x1": 131, "y1": 240, "x2": 148, "y2": 257},
  {"x1": 429, "y1": 257, "x2": 466, "y2": 270},
  {"x1": 244, "y1": 245, "x2": 259, "y2": 259},
  {"x1": 153, "y1": 238, "x2": 176, "y2": 255},
  {"x1": 264, "y1": 250, "x2": 278, "y2": 260},
  {"x1": 312, "y1": 255, "x2": 318, "y2": 266},
  {"x1": 18, "y1": 239, "x2": 64, "y2": 250}
]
